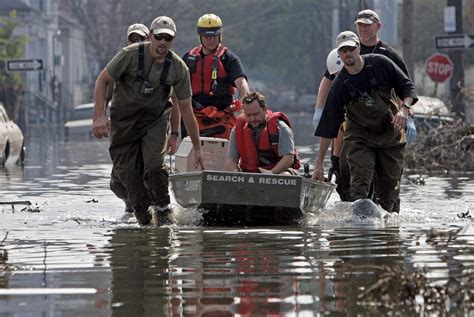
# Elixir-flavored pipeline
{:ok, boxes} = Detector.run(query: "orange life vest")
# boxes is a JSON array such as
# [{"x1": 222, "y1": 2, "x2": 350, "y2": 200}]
[
  {"x1": 235, "y1": 111, "x2": 300, "y2": 172},
  {"x1": 186, "y1": 44, "x2": 238, "y2": 139},
  {"x1": 187, "y1": 44, "x2": 235, "y2": 96},
  {"x1": 191, "y1": 100, "x2": 240, "y2": 139}
]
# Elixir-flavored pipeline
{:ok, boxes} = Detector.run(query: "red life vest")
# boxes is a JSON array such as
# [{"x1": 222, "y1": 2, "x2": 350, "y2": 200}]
[
  {"x1": 187, "y1": 44, "x2": 235, "y2": 96},
  {"x1": 235, "y1": 111, "x2": 300, "y2": 172},
  {"x1": 192, "y1": 100, "x2": 241, "y2": 139}
]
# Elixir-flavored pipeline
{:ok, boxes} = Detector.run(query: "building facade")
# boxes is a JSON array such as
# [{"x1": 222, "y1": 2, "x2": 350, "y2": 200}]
[{"x1": 0, "y1": 0, "x2": 96, "y2": 126}]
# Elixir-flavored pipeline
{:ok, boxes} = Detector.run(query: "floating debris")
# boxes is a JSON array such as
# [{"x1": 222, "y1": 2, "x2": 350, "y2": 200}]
[
  {"x1": 425, "y1": 227, "x2": 463, "y2": 244},
  {"x1": 86, "y1": 199, "x2": 98, "y2": 203},
  {"x1": 356, "y1": 227, "x2": 473, "y2": 314},
  {"x1": 409, "y1": 175, "x2": 425, "y2": 186},
  {"x1": 20, "y1": 204, "x2": 41, "y2": 213},
  {"x1": 457, "y1": 211, "x2": 471, "y2": 219},
  {"x1": 405, "y1": 121, "x2": 473, "y2": 172},
  {"x1": 0, "y1": 201, "x2": 32, "y2": 210},
  {"x1": 0, "y1": 201, "x2": 32, "y2": 205},
  {"x1": 1, "y1": 232, "x2": 8, "y2": 265}
]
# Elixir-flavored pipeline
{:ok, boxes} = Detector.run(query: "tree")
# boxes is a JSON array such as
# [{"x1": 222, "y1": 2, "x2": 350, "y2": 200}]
[{"x1": 0, "y1": 10, "x2": 29, "y2": 122}]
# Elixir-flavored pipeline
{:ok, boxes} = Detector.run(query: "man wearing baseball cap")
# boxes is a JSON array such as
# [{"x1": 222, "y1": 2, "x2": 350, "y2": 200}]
[
  {"x1": 93, "y1": 16, "x2": 204, "y2": 226},
  {"x1": 312, "y1": 30, "x2": 418, "y2": 214},
  {"x1": 312, "y1": 9, "x2": 416, "y2": 206},
  {"x1": 107, "y1": 22, "x2": 180, "y2": 215},
  {"x1": 150, "y1": 16, "x2": 176, "y2": 36},
  {"x1": 126, "y1": 23, "x2": 149, "y2": 43},
  {"x1": 315, "y1": 9, "x2": 411, "y2": 127},
  {"x1": 106, "y1": 23, "x2": 150, "y2": 110},
  {"x1": 334, "y1": 31, "x2": 360, "y2": 50}
]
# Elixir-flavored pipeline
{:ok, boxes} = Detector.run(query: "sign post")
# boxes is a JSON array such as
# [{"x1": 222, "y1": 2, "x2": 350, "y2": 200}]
[
  {"x1": 6, "y1": 59, "x2": 43, "y2": 72},
  {"x1": 425, "y1": 53, "x2": 453, "y2": 97}
]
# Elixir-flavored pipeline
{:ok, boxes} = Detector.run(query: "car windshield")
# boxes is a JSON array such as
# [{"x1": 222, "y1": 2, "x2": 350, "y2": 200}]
[{"x1": 0, "y1": 106, "x2": 10, "y2": 123}]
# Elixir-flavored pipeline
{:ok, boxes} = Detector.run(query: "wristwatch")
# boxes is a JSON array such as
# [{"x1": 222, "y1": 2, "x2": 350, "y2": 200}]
[
  {"x1": 170, "y1": 131, "x2": 179, "y2": 137},
  {"x1": 402, "y1": 103, "x2": 411, "y2": 110}
]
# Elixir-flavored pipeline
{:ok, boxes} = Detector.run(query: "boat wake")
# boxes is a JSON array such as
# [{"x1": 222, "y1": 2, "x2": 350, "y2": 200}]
[{"x1": 306, "y1": 199, "x2": 396, "y2": 226}]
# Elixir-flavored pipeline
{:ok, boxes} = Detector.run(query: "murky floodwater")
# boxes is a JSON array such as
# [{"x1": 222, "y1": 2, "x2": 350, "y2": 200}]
[{"x1": 1, "y1": 122, "x2": 473, "y2": 316}]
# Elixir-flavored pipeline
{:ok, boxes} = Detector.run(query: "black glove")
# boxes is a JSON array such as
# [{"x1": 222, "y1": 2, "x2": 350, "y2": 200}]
[{"x1": 327, "y1": 155, "x2": 340, "y2": 182}]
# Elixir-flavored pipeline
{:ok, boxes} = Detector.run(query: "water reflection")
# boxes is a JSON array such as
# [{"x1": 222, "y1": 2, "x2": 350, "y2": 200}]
[{"x1": 105, "y1": 227, "x2": 409, "y2": 316}]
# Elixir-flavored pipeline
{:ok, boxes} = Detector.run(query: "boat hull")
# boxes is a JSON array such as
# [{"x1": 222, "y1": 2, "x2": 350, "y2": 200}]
[{"x1": 169, "y1": 170, "x2": 335, "y2": 225}]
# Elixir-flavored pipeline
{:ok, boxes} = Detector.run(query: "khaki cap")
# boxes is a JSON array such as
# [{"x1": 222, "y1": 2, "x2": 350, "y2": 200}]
[
  {"x1": 336, "y1": 31, "x2": 360, "y2": 50},
  {"x1": 354, "y1": 9, "x2": 380, "y2": 24},
  {"x1": 127, "y1": 23, "x2": 149, "y2": 37},
  {"x1": 150, "y1": 16, "x2": 176, "y2": 36}
]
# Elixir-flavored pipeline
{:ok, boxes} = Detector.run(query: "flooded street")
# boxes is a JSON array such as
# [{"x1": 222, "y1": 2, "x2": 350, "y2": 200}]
[{"x1": 1, "y1": 122, "x2": 473, "y2": 316}]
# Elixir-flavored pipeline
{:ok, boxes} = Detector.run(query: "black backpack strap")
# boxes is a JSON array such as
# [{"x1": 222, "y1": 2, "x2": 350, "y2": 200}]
[
  {"x1": 186, "y1": 48, "x2": 199, "y2": 74},
  {"x1": 343, "y1": 79, "x2": 358, "y2": 99},
  {"x1": 210, "y1": 45, "x2": 226, "y2": 94},
  {"x1": 160, "y1": 51, "x2": 173, "y2": 93},
  {"x1": 365, "y1": 64, "x2": 378, "y2": 87},
  {"x1": 136, "y1": 42, "x2": 145, "y2": 81}
]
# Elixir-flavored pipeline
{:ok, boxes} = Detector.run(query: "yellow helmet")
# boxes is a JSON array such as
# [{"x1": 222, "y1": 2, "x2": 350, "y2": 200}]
[{"x1": 197, "y1": 14, "x2": 223, "y2": 37}]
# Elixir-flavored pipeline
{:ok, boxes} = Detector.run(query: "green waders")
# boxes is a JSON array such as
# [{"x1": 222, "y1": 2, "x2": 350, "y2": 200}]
[
  {"x1": 335, "y1": 144, "x2": 351, "y2": 201},
  {"x1": 343, "y1": 87, "x2": 406, "y2": 213},
  {"x1": 337, "y1": 141, "x2": 378, "y2": 202},
  {"x1": 109, "y1": 107, "x2": 172, "y2": 215}
]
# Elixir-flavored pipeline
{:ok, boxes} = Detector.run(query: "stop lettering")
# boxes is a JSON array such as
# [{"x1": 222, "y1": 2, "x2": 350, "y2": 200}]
[{"x1": 425, "y1": 53, "x2": 453, "y2": 83}]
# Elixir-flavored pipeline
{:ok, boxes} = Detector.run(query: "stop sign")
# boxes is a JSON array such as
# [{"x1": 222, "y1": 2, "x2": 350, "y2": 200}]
[{"x1": 425, "y1": 53, "x2": 453, "y2": 83}]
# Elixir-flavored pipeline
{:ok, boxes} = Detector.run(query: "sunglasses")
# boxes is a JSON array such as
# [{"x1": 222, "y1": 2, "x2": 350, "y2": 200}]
[
  {"x1": 355, "y1": 13, "x2": 378, "y2": 22},
  {"x1": 153, "y1": 33, "x2": 174, "y2": 42},
  {"x1": 338, "y1": 46, "x2": 357, "y2": 53}
]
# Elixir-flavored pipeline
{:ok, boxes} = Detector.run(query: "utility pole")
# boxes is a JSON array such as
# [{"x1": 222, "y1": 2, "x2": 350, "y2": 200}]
[
  {"x1": 338, "y1": 0, "x2": 350, "y2": 31},
  {"x1": 447, "y1": 0, "x2": 465, "y2": 117},
  {"x1": 402, "y1": 0, "x2": 415, "y2": 80}
]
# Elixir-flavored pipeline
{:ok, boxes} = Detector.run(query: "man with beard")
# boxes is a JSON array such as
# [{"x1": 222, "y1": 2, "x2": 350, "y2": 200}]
[
  {"x1": 313, "y1": 9, "x2": 416, "y2": 203},
  {"x1": 105, "y1": 23, "x2": 182, "y2": 215},
  {"x1": 92, "y1": 16, "x2": 204, "y2": 225},
  {"x1": 226, "y1": 91, "x2": 300, "y2": 175},
  {"x1": 312, "y1": 31, "x2": 417, "y2": 213}
]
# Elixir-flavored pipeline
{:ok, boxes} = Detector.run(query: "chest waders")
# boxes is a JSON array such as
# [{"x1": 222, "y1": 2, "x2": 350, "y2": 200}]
[
  {"x1": 342, "y1": 65, "x2": 406, "y2": 213},
  {"x1": 110, "y1": 44, "x2": 174, "y2": 225}
]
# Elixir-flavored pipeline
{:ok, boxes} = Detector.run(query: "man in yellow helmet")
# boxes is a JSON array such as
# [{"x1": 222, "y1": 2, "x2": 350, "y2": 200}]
[{"x1": 182, "y1": 13, "x2": 250, "y2": 139}]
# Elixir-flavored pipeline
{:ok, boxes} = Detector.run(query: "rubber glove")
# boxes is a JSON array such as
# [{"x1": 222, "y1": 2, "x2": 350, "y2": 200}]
[
  {"x1": 327, "y1": 155, "x2": 340, "y2": 182},
  {"x1": 312, "y1": 107, "x2": 323, "y2": 130},
  {"x1": 407, "y1": 116, "x2": 416, "y2": 144}
]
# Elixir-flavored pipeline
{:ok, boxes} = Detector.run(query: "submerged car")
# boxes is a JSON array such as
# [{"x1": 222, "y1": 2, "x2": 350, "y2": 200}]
[
  {"x1": 0, "y1": 103, "x2": 25, "y2": 166},
  {"x1": 64, "y1": 102, "x2": 94, "y2": 138}
]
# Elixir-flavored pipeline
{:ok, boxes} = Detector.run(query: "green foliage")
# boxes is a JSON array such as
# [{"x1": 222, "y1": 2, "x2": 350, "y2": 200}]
[
  {"x1": 0, "y1": 11, "x2": 29, "y2": 86},
  {"x1": 0, "y1": 10, "x2": 29, "y2": 117}
]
